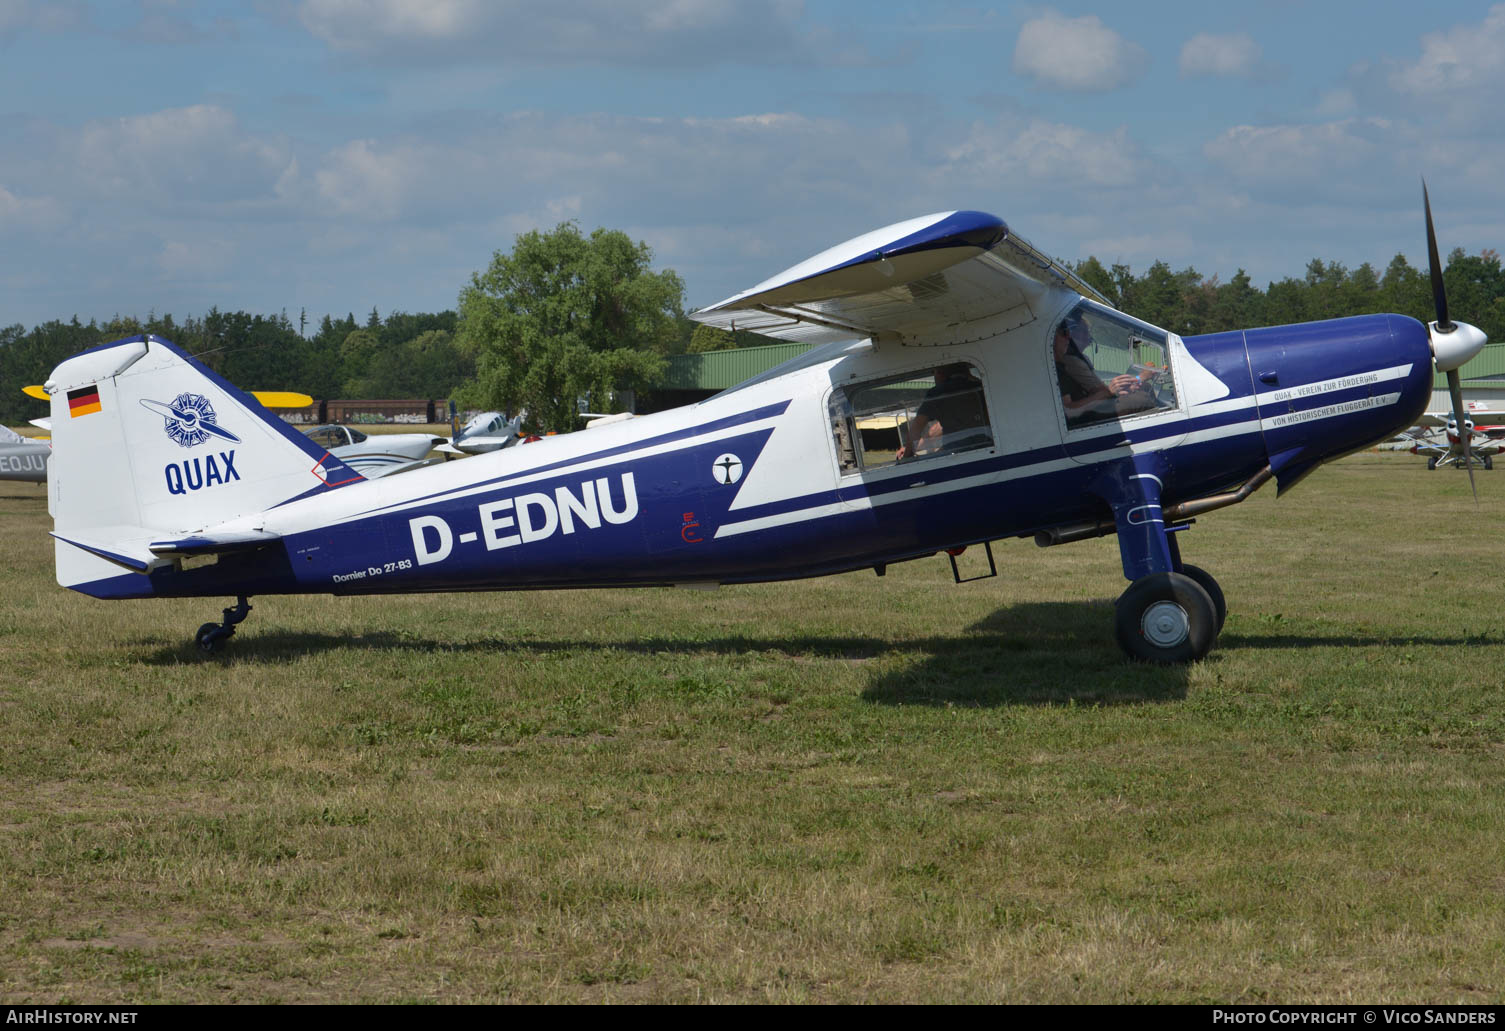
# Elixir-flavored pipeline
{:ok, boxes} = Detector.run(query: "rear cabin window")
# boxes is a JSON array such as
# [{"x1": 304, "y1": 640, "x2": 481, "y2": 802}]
[
  {"x1": 829, "y1": 362, "x2": 993, "y2": 474},
  {"x1": 1053, "y1": 303, "x2": 1177, "y2": 430}
]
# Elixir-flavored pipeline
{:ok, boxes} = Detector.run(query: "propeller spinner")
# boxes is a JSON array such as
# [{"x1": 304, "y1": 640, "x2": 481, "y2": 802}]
[{"x1": 1424, "y1": 182, "x2": 1489, "y2": 499}]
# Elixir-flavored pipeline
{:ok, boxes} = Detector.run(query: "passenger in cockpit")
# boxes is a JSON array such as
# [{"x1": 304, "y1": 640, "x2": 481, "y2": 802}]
[{"x1": 896, "y1": 362, "x2": 990, "y2": 459}]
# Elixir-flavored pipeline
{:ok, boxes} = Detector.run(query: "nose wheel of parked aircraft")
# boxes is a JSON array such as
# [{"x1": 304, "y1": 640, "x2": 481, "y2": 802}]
[
  {"x1": 1115, "y1": 571, "x2": 1219, "y2": 664},
  {"x1": 195, "y1": 596, "x2": 252, "y2": 654}
]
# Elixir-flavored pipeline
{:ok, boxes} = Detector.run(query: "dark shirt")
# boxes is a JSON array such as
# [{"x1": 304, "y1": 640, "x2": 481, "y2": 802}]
[
  {"x1": 917, "y1": 374, "x2": 988, "y2": 432},
  {"x1": 1056, "y1": 353, "x2": 1102, "y2": 404}
]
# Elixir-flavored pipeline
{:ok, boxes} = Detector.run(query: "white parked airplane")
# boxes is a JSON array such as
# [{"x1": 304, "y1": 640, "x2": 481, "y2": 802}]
[
  {"x1": 437, "y1": 409, "x2": 525, "y2": 455},
  {"x1": 304, "y1": 424, "x2": 443, "y2": 479},
  {"x1": 0, "y1": 425, "x2": 49, "y2": 483}
]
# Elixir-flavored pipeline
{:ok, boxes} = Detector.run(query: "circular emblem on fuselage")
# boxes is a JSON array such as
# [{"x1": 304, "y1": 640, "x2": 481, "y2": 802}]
[{"x1": 712, "y1": 453, "x2": 743, "y2": 484}]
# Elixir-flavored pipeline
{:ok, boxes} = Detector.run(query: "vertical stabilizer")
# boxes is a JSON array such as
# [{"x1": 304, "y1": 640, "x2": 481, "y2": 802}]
[{"x1": 47, "y1": 334, "x2": 363, "y2": 589}]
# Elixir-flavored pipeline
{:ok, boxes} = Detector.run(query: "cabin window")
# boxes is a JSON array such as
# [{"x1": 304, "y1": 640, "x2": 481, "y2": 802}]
[
  {"x1": 829, "y1": 362, "x2": 993, "y2": 474},
  {"x1": 1053, "y1": 303, "x2": 1177, "y2": 429}
]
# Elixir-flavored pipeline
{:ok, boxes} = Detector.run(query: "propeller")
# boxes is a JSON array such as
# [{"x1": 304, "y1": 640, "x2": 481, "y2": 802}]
[{"x1": 1424, "y1": 182, "x2": 1488, "y2": 501}]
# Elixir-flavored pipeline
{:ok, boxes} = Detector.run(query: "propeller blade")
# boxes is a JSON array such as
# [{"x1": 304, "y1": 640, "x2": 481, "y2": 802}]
[
  {"x1": 1424, "y1": 180, "x2": 1453, "y2": 332},
  {"x1": 1447, "y1": 368, "x2": 1478, "y2": 503}
]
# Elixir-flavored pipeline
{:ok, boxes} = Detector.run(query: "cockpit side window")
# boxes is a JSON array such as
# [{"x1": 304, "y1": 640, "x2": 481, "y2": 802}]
[
  {"x1": 308, "y1": 426, "x2": 343, "y2": 449},
  {"x1": 829, "y1": 361, "x2": 993, "y2": 474},
  {"x1": 1053, "y1": 303, "x2": 1177, "y2": 430}
]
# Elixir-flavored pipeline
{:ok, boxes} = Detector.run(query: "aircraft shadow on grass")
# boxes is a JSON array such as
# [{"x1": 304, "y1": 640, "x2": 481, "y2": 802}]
[
  {"x1": 138, "y1": 597, "x2": 1490, "y2": 707},
  {"x1": 136, "y1": 599, "x2": 1207, "y2": 708}
]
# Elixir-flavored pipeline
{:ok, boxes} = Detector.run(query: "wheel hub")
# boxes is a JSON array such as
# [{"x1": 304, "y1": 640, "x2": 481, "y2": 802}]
[{"x1": 1142, "y1": 601, "x2": 1190, "y2": 647}]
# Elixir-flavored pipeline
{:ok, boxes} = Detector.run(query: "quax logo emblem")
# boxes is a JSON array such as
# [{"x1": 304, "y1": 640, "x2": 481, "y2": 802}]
[{"x1": 140, "y1": 393, "x2": 242, "y2": 448}]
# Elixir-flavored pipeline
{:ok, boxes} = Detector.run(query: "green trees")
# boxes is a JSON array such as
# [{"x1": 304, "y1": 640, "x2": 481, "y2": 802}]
[
  {"x1": 457, "y1": 222, "x2": 683, "y2": 432},
  {"x1": 687, "y1": 324, "x2": 738, "y2": 353}
]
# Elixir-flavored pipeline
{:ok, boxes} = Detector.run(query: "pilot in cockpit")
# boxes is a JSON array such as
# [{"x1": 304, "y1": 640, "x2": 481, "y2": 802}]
[{"x1": 1055, "y1": 312, "x2": 1152, "y2": 427}]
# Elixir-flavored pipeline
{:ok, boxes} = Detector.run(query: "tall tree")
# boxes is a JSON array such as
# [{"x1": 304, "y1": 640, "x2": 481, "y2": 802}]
[{"x1": 457, "y1": 222, "x2": 681, "y2": 431}]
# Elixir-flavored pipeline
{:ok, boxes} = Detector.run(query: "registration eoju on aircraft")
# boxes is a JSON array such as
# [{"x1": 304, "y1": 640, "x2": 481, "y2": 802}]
[{"x1": 42, "y1": 190, "x2": 1487, "y2": 661}]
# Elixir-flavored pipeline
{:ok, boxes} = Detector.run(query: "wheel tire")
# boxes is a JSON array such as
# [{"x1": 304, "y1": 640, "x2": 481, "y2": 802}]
[
  {"x1": 1178, "y1": 563, "x2": 1227, "y2": 637},
  {"x1": 195, "y1": 623, "x2": 222, "y2": 654},
  {"x1": 1115, "y1": 571, "x2": 1218, "y2": 664},
  {"x1": 1427, "y1": 456, "x2": 1439, "y2": 470},
  {"x1": 1484, "y1": 454, "x2": 1494, "y2": 471}
]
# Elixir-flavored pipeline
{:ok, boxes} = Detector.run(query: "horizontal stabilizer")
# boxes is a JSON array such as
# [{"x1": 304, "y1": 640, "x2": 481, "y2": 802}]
[
  {"x1": 148, "y1": 529, "x2": 281, "y2": 557},
  {"x1": 51, "y1": 527, "x2": 158, "y2": 572}
]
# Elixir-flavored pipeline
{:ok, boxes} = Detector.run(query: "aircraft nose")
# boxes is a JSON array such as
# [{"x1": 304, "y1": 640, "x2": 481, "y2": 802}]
[{"x1": 1431, "y1": 320, "x2": 1488, "y2": 373}]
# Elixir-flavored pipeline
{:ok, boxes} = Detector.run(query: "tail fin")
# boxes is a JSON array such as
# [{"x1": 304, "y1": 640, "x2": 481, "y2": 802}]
[{"x1": 47, "y1": 334, "x2": 362, "y2": 590}]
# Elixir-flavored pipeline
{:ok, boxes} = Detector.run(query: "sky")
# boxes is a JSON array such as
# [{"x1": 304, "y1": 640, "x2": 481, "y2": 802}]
[{"x1": 2, "y1": 0, "x2": 1503, "y2": 331}]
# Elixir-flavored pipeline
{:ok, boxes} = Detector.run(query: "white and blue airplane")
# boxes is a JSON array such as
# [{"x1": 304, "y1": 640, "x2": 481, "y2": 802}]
[{"x1": 42, "y1": 191, "x2": 1486, "y2": 661}]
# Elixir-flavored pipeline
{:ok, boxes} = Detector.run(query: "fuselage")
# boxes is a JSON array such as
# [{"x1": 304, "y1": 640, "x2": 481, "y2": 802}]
[
  {"x1": 74, "y1": 307, "x2": 1435, "y2": 601},
  {"x1": 0, "y1": 440, "x2": 50, "y2": 483}
]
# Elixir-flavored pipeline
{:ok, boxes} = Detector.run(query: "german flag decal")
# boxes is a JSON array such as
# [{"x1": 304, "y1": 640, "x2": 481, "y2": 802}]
[{"x1": 68, "y1": 385, "x2": 102, "y2": 418}]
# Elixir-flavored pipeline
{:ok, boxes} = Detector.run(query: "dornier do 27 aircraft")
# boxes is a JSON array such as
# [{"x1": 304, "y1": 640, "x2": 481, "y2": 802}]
[{"x1": 43, "y1": 189, "x2": 1487, "y2": 662}]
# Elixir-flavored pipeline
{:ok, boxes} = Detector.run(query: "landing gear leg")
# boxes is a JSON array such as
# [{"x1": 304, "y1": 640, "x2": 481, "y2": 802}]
[
  {"x1": 195, "y1": 596, "x2": 252, "y2": 654},
  {"x1": 1094, "y1": 459, "x2": 1221, "y2": 663}
]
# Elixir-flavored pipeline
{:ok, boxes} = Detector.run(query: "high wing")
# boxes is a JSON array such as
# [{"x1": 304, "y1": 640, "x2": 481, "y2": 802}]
[{"x1": 691, "y1": 210, "x2": 1113, "y2": 346}]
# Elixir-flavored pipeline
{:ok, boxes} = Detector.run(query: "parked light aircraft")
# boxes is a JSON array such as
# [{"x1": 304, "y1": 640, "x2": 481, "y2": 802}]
[
  {"x1": 1405, "y1": 417, "x2": 1504, "y2": 470},
  {"x1": 304, "y1": 424, "x2": 443, "y2": 478},
  {"x1": 0, "y1": 425, "x2": 49, "y2": 483},
  {"x1": 42, "y1": 191, "x2": 1487, "y2": 661},
  {"x1": 437, "y1": 408, "x2": 524, "y2": 456}
]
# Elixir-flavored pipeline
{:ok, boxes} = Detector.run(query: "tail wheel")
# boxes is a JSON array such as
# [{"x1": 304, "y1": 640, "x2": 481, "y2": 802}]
[{"x1": 1115, "y1": 571, "x2": 1218, "y2": 664}]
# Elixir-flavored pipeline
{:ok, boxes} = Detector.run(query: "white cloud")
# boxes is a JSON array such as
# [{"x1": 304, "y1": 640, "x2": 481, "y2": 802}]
[
  {"x1": 72, "y1": 105, "x2": 295, "y2": 208},
  {"x1": 295, "y1": 0, "x2": 816, "y2": 65},
  {"x1": 1389, "y1": 3, "x2": 1505, "y2": 95},
  {"x1": 1178, "y1": 32, "x2": 1260, "y2": 79},
  {"x1": 0, "y1": 182, "x2": 61, "y2": 228},
  {"x1": 1315, "y1": 88, "x2": 1356, "y2": 117},
  {"x1": 0, "y1": 0, "x2": 85, "y2": 39},
  {"x1": 1012, "y1": 11, "x2": 1147, "y2": 93},
  {"x1": 945, "y1": 118, "x2": 1147, "y2": 188},
  {"x1": 1202, "y1": 119, "x2": 1392, "y2": 189}
]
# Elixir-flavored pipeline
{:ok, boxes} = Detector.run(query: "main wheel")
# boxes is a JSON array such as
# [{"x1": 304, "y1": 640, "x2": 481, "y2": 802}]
[
  {"x1": 1427, "y1": 455, "x2": 1439, "y2": 470},
  {"x1": 1484, "y1": 454, "x2": 1494, "y2": 471},
  {"x1": 1115, "y1": 571, "x2": 1218, "y2": 664},
  {"x1": 1177, "y1": 563, "x2": 1227, "y2": 636}
]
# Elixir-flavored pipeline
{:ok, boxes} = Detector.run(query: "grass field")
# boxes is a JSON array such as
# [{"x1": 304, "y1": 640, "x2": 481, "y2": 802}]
[{"x1": 1, "y1": 452, "x2": 1502, "y2": 1003}]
